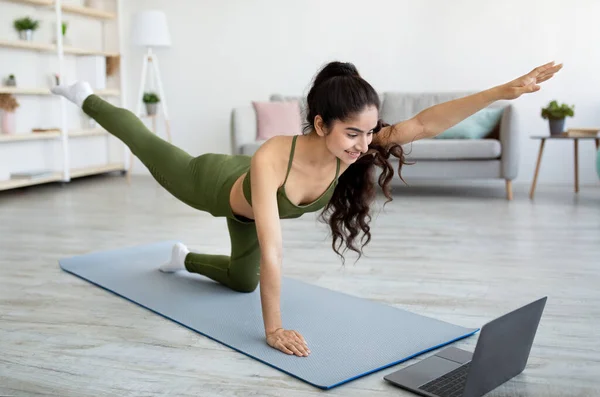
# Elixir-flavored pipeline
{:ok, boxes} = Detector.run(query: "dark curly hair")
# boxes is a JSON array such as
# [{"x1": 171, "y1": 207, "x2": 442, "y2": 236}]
[{"x1": 303, "y1": 61, "x2": 408, "y2": 264}]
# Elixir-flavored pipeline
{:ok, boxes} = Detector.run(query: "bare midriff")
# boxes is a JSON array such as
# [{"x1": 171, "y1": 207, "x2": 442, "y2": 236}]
[{"x1": 229, "y1": 173, "x2": 255, "y2": 220}]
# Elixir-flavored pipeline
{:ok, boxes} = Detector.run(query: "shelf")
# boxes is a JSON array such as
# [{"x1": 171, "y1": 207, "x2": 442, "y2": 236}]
[
  {"x1": 0, "y1": 172, "x2": 62, "y2": 191},
  {"x1": 64, "y1": 45, "x2": 119, "y2": 57},
  {"x1": 0, "y1": 131, "x2": 60, "y2": 142},
  {"x1": 0, "y1": 128, "x2": 107, "y2": 143},
  {"x1": 0, "y1": 87, "x2": 52, "y2": 95},
  {"x1": 61, "y1": 3, "x2": 116, "y2": 20},
  {"x1": 1, "y1": 0, "x2": 124, "y2": 193},
  {"x1": 3, "y1": 0, "x2": 51, "y2": 6},
  {"x1": 0, "y1": 87, "x2": 120, "y2": 96},
  {"x1": 0, "y1": 163, "x2": 125, "y2": 191},
  {"x1": 4, "y1": 0, "x2": 116, "y2": 20},
  {"x1": 70, "y1": 163, "x2": 124, "y2": 178},
  {"x1": 68, "y1": 128, "x2": 107, "y2": 137},
  {"x1": 0, "y1": 39, "x2": 53, "y2": 52},
  {"x1": 94, "y1": 89, "x2": 120, "y2": 96},
  {"x1": 0, "y1": 39, "x2": 119, "y2": 57}
]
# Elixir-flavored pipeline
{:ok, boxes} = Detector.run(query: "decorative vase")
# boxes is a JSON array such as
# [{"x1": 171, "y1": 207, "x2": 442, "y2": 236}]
[
  {"x1": 18, "y1": 30, "x2": 33, "y2": 41},
  {"x1": 549, "y1": 118, "x2": 565, "y2": 135},
  {"x1": 1, "y1": 111, "x2": 16, "y2": 135},
  {"x1": 145, "y1": 103, "x2": 157, "y2": 116},
  {"x1": 5, "y1": 76, "x2": 16, "y2": 86}
]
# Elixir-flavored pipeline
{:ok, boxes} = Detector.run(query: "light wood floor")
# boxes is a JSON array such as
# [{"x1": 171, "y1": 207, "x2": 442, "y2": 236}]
[{"x1": 1, "y1": 175, "x2": 599, "y2": 397}]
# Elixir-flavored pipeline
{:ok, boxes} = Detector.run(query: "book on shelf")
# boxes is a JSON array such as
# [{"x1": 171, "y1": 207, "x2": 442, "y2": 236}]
[
  {"x1": 562, "y1": 128, "x2": 600, "y2": 137},
  {"x1": 10, "y1": 170, "x2": 54, "y2": 180},
  {"x1": 32, "y1": 128, "x2": 60, "y2": 133}
]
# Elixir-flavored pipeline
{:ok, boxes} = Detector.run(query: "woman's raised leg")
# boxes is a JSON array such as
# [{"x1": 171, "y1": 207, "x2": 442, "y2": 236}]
[{"x1": 52, "y1": 82, "x2": 201, "y2": 210}]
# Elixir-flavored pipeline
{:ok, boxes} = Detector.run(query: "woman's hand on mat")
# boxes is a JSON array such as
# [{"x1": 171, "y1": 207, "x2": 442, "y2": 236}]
[
  {"x1": 499, "y1": 61, "x2": 563, "y2": 100},
  {"x1": 266, "y1": 328, "x2": 311, "y2": 357}
]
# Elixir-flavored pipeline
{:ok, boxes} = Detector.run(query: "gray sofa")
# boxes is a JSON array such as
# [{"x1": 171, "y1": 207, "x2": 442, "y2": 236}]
[{"x1": 230, "y1": 92, "x2": 517, "y2": 200}]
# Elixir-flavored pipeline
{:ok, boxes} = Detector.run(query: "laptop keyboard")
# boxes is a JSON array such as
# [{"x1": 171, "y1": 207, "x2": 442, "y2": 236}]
[{"x1": 418, "y1": 362, "x2": 471, "y2": 397}]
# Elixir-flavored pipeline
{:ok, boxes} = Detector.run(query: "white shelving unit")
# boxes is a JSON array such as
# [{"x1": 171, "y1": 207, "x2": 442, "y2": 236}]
[{"x1": 0, "y1": 0, "x2": 128, "y2": 192}]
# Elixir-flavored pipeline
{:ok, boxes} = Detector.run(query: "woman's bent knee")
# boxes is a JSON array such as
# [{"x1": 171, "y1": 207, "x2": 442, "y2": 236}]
[{"x1": 228, "y1": 274, "x2": 259, "y2": 293}]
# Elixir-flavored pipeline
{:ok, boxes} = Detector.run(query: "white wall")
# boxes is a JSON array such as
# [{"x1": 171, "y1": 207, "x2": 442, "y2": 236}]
[{"x1": 122, "y1": 0, "x2": 600, "y2": 185}]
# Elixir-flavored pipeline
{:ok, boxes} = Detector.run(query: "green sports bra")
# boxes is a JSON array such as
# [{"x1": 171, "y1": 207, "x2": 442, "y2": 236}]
[{"x1": 242, "y1": 135, "x2": 340, "y2": 219}]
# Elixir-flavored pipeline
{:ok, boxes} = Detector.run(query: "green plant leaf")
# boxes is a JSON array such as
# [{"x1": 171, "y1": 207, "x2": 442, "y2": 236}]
[
  {"x1": 541, "y1": 100, "x2": 575, "y2": 120},
  {"x1": 143, "y1": 92, "x2": 160, "y2": 103}
]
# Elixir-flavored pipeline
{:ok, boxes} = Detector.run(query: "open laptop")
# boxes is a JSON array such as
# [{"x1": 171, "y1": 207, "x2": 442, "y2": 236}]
[{"x1": 384, "y1": 297, "x2": 547, "y2": 397}]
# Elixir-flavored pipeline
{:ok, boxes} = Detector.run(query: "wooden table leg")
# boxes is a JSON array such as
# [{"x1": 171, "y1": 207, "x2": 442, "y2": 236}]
[
  {"x1": 530, "y1": 139, "x2": 545, "y2": 199},
  {"x1": 595, "y1": 138, "x2": 599, "y2": 150},
  {"x1": 505, "y1": 179, "x2": 513, "y2": 201},
  {"x1": 574, "y1": 139, "x2": 579, "y2": 193}
]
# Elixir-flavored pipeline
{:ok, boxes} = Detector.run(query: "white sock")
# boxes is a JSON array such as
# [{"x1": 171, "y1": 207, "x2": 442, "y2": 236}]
[
  {"x1": 51, "y1": 81, "x2": 94, "y2": 108},
  {"x1": 159, "y1": 242, "x2": 190, "y2": 273}
]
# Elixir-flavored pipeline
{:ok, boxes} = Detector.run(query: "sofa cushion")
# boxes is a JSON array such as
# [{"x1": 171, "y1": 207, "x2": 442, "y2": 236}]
[
  {"x1": 252, "y1": 101, "x2": 302, "y2": 140},
  {"x1": 436, "y1": 107, "x2": 504, "y2": 139},
  {"x1": 402, "y1": 139, "x2": 501, "y2": 160},
  {"x1": 270, "y1": 94, "x2": 309, "y2": 123}
]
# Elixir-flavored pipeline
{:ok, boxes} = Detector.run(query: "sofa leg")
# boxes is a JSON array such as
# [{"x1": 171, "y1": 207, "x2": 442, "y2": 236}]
[{"x1": 505, "y1": 179, "x2": 513, "y2": 200}]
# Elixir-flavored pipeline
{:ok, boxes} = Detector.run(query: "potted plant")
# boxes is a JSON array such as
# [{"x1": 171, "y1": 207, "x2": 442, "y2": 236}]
[
  {"x1": 143, "y1": 92, "x2": 160, "y2": 116},
  {"x1": 5, "y1": 74, "x2": 16, "y2": 87},
  {"x1": 0, "y1": 94, "x2": 20, "y2": 135},
  {"x1": 13, "y1": 17, "x2": 40, "y2": 41},
  {"x1": 541, "y1": 100, "x2": 574, "y2": 135}
]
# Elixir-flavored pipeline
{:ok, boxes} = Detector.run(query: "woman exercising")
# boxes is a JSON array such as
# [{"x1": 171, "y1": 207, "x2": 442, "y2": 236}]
[{"x1": 52, "y1": 60, "x2": 562, "y2": 358}]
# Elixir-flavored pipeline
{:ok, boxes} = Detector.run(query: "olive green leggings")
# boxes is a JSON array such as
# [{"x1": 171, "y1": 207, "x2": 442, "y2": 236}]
[{"x1": 83, "y1": 95, "x2": 261, "y2": 292}]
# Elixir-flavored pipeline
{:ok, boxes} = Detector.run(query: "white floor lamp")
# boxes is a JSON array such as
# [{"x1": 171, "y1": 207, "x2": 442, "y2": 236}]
[{"x1": 131, "y1": 10, "x2": 172, "y2": 141}]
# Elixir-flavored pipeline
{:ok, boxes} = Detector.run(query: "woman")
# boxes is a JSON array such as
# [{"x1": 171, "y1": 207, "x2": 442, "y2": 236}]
[{"x1": 52, "y1": 60, "x2": 562, "y2": 358}]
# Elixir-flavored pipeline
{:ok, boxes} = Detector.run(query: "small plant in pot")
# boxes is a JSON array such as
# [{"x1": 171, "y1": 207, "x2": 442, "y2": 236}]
[
  {"x1": 0, "y1": 94, "x2": 20, "y2": 135},
  {"x1": 143, "y1": 92, "x2": 160, "y2": 116},
  {"x1": 541, "y1": 100, "x2": 574, "y2": 135},
  {"x1": 4, "y1": 74, "x2": 16, "y2": 87},
  {"x1": 13, "y1": 17, "x2": 40, "y2": 41}
]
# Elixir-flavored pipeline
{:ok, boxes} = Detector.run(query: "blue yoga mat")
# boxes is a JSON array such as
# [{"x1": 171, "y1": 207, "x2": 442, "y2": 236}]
[{"x1": 59, "y1": 241, "x2": 478, "y2": 389}]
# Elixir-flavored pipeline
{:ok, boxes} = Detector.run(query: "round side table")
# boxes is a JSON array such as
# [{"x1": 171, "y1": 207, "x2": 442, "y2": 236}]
[{"x1": 529, "y1": 135, "x2": 600, "y2": 199}]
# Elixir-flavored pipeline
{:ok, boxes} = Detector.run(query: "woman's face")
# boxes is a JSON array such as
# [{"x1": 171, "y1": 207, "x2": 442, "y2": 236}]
[{"x1": 319, "y1": 106, "x2": 379, "y2": 164}]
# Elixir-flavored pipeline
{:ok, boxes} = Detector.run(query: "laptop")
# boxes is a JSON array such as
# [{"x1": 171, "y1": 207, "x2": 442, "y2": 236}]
[{"x1": 384, "y1": 297, "x2": 547, "y2": 397}]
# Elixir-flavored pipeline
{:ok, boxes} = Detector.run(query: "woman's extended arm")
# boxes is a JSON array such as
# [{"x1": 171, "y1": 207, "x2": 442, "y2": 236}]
[
  {"x1": 250, "y1": 147, "x2": 284, "y2": 335},
  {"x1": 250, "y1": 138, "x2": 310, "y2": 357},
  {"x1": 376, "y1": 61, "x2": 563, "y2": 146}
]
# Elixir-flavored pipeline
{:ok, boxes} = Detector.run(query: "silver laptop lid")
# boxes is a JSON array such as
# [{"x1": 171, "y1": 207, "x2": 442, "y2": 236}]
[{"x1": 462, "y1": 297, "x2": 547, "y2": 397}]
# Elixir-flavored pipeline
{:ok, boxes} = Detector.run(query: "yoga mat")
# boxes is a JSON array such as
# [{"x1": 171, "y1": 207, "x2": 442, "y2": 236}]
[{"x1": 59, "y1": 241, "x2": 478, "y2": 389}]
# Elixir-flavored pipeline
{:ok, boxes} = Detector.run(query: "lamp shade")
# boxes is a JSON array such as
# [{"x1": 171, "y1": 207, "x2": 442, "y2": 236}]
[{"x1": 131, "y1": 10, "x2": 171, "y2": 47}]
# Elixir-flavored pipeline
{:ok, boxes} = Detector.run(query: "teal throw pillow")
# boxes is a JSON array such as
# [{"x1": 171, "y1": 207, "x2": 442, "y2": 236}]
[{"x1": 436, "y1": 107, "x2": 504, "y2": 139}]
